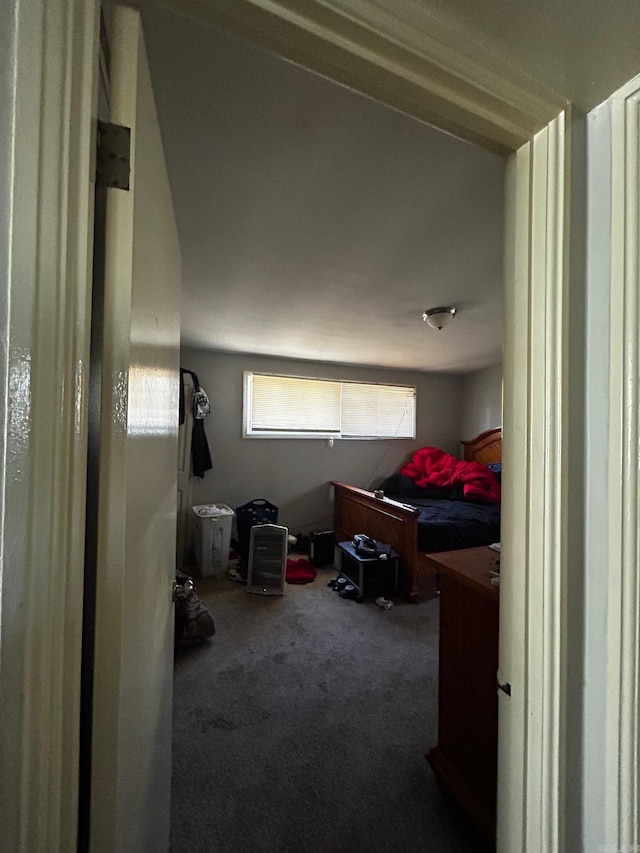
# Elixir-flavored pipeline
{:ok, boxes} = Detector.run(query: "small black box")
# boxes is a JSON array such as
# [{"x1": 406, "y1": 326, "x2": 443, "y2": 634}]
[
  {"x1": 337, "y1": 540, "x2": 398, "y2": 599},
  {"x1": 309, "y1": 530, "x2": 335, "y2": 567}
]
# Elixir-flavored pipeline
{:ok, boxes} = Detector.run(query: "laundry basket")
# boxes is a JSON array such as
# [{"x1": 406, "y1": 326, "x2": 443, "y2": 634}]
[
  {"x1": 192, "y1": 504, "x2": 235, "y2": 577},
  {"x1": 235, "y1": 498, "x2": 279, "y2": 578}
]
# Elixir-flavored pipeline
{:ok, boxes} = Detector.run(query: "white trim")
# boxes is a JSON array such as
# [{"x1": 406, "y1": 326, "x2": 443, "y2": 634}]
[
  {"x1": 606, "y1": 73, "x2": 640, "y2": 849},
  {"x1": 91, "y1": 6, "x2": 139, "y2": 847},
  {"x1": 499, "y1": 116, "x2": 569, "y2": 852},
  {"x1": 0, "y1": 0, "x2": 99, "y2": 850},
  {"x1": 155, "y1": 0, "x2": 566, "y2": 155},
  {"x1": 583, "y1": 100, "x2": 612, "y2": 851},
  {"x1": 499, "y1": 142, "x2": 530, "y2": 853}
]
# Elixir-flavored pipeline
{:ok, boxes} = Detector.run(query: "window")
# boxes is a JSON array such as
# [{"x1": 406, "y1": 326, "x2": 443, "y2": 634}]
[{"x1": 243, "y1": 372, "x2": 416, "y2": 439}]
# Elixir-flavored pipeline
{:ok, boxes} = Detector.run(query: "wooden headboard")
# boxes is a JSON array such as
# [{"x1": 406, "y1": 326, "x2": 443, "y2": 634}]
[{"x1": 461, "y1": 427, "x2": 502, "y2": 463}]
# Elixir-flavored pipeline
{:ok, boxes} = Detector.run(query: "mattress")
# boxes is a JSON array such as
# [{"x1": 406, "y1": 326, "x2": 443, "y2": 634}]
[{"x1": 391, "y1": 496, "x2": 501, "y2": 553}]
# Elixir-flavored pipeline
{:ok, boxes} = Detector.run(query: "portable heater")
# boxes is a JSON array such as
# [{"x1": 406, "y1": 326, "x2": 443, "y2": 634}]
[{"x1": 246, "y1": 524, "x2": 287, "y2": 595}]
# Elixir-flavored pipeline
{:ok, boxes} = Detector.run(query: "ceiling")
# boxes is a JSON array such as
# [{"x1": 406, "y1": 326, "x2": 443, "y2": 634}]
[
  {"x1": 138, "y1": 3, "x2": 506, "y2": 374},
  {"x1": 133, "y1": 0, "x2": 640, "y2": 375},
  {"x1": 408, "y1": 0, "x2": 640, "y2": 113}
]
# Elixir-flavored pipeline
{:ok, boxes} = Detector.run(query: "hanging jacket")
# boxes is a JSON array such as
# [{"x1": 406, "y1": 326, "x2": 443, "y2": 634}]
[{"x1": 179, "y1": 368, "x2": 213, "y2": 479}]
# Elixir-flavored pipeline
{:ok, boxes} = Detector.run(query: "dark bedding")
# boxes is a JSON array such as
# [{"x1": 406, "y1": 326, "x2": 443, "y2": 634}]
[{"x1": 405, "y1": 497, "x2": 501, "y2": 552}]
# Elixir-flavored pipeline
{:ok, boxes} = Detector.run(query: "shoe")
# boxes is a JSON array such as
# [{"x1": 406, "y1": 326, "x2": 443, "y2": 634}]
[
  {"x1": 227, "y1": 567, "x2": 247, "y2": 584},
  {"x1": 339, "y1": 584, "x2": 359, "y2": 600}
]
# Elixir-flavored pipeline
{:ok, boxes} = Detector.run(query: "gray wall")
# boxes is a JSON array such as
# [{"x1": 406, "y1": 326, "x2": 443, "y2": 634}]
[
  {"x1": 460, "y1": 364, "x2": 502, "y2": 438},
  {"x1": 181, "y1": 348, "x2": 463, "y2": 534}
]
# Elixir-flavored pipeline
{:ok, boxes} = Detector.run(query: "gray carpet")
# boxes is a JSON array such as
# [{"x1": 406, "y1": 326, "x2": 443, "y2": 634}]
[{"x1": 170, "y1": 566, "x2": 487, "y2": 853}]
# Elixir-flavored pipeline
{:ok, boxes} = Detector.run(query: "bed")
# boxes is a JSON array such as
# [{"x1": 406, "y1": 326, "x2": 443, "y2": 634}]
[{"x1": 331, "y1": 427, "x2": 502, "y2": 602}]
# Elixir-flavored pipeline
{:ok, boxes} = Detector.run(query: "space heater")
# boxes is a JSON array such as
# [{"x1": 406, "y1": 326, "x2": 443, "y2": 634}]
[{"x1": 246, "y1": 524, "x2": 288, "y2": 595}]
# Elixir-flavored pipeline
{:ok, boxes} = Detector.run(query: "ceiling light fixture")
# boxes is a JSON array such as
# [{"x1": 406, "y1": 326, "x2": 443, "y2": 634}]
[{"x1": 422, "y1": 306, "x2": 457, "y2": 330}]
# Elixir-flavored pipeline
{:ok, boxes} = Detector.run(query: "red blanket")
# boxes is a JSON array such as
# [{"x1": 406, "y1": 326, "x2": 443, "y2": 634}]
[{"x1": 400, "y1": 446, "x2": 501, "y2": 504}]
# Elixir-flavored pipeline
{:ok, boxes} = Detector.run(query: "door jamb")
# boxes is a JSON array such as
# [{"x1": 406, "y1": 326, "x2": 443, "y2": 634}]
[
  {"x1": 605, "y1": 74, "x2": 640, "y2": 847},
  {"x1": 1, "y1": 1, "x2": 99, "y2": 850}
]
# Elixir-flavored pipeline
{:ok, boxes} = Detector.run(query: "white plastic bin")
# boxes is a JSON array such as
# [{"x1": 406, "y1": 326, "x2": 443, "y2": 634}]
[{"x1": 192, "y1": 504, "x2": 235, "y2": 577}]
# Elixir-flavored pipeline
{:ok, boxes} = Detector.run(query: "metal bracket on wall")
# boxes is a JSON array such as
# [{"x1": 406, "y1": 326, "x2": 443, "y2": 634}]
[{"x1": 96, "y1": 120, "x2": 131, "y2": 190}]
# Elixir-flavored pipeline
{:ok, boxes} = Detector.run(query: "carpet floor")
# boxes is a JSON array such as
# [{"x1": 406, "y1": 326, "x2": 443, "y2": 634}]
[{"x1": 170, "y1": 566, "x2": 488, "y2": 853}]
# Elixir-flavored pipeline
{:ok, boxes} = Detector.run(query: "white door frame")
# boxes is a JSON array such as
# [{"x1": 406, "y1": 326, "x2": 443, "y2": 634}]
[
  {"x1": 1, "y1": 0, "x2": 99, "y2": 850},
  {"x1": 605, "y1": 75, "x2": 640, "y2": 848},
  {"x1": 4, "y1": 0, "x2": 637, "y2": 849},
  {"x1": 89, "y1": 7, "x2": 181, "y2": 849}
]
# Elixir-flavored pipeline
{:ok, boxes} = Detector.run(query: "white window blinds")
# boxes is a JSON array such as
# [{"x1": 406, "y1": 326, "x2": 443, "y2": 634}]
[
  {"x1": 249, "y1": 374, "x2": 341, "y2": 433},
  {"x1": 244, "y1": 372, "x2": 416, "y2": 439},
  {"x1": 341, "y1": 382, "x2": 415, "y2": 438}
]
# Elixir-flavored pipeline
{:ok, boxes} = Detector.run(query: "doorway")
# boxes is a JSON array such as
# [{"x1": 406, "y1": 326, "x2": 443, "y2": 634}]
[
  {"x1": 140, "y1": 4, "x2": 506, "y2": 850},
  {"x1": 3, "y1": 1, "x2": 580, "y2": 851},
  {"x1": 134, "y1": 5, "x2": 575, "y2": 852}
]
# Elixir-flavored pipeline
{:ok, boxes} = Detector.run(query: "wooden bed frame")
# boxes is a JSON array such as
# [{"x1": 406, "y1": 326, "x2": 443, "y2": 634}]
[{"x1": 331, "y1": 427, "x2": 502, "y2": 602}]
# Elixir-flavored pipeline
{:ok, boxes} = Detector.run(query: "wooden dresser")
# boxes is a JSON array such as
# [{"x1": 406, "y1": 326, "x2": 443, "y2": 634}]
[{"x1": 425, "y1": 546, "x2": 500, "y2": 847}]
